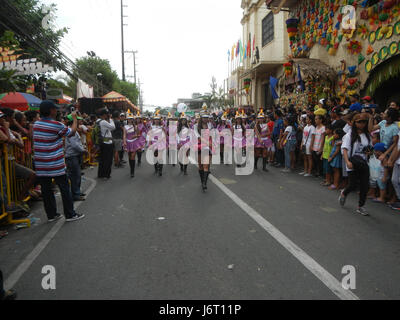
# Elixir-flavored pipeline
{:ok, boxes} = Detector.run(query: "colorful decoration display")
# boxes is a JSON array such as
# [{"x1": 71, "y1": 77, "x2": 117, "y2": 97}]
[
  {"x1": 347, "y1": 40, "x2": 363, "y2": 54},
  {"x1": 283, "y1": 61, "x2": 294, "y2": 77},
  {"x1": 244, "y1": 78, "x2": 251, "y2": 94}
]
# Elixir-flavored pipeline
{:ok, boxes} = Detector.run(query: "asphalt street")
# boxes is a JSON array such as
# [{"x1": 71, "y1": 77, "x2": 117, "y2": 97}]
[{"x1": 2, "y1": 159, "x2": 400, "y2": 300}]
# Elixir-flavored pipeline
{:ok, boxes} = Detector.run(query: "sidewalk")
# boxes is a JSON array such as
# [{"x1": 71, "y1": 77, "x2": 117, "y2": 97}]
[{"x1": 0, "y1": 169, "x2": 95, "y2": 280}]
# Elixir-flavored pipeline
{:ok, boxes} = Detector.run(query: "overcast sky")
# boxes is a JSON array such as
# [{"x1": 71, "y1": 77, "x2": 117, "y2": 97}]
[{"x1": 42, "y1": 0, "x2": 243, "y2": 108}]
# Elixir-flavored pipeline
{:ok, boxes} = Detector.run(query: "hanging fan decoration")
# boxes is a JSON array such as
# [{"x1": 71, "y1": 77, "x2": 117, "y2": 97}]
[
  {"x1": 283, "y1": 62, "x2": 294, "y2": 77},
  {"x1": 244, "y1": 78, "x2": 252, "y2": 94},
  {"x1": 286, "y1": 18, "x2": 299, "y2": 41}
]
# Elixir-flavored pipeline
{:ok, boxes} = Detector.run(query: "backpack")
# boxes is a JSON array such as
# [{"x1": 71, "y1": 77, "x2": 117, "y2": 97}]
[{"x1": 91, "y1": 121, "x2": 103, "y2": 147}]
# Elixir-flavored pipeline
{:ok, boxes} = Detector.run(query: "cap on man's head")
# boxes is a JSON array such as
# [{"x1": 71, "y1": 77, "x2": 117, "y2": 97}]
[
  {"x1": 362, "y1": 96, "x2": 372, "y2": 102},
  {"x1": 67, "y1": 114, "x2": 83, "y2": 122},
  {"x1": 40, "y1": 100, "x2": 59, "y2": 115},
  {"x1": 374, "y1": 143, "x2": 387, "y2": 152},
  {"x1": 350, "y1": 102, "x2": 363, "y2": 112}
]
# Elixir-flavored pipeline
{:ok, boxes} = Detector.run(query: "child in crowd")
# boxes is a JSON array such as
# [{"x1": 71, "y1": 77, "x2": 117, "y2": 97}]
[
  {"x1": 266, "y1": 114, "x2": 275, "y2": 164},
  {"x1": 321, "y1": 125, "x2": 334, "y2": 186},
  {"x1": 300, "y1": 115, "x2": 315, "y2": 177},
  {"x1": 368, "y1": 143, "x2": 388, "y2": 203},
  {"x1": 328, "y1": 128, "x2": 345, "y2": 190},
  {"x1": 311, "y1": 115, "x2": 326, "y2": 177}
]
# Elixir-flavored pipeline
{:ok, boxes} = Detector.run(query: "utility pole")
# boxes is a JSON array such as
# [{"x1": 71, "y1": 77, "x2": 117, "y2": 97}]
[
  {"x1": 125, "y1": 50, "x2": 138, "y2": 85},
  {"x1": 121, "y1": 0, "x2": 128, "y2": 81}
]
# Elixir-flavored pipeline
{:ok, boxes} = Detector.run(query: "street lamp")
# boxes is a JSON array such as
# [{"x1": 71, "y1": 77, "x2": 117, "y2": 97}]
[{"x1": 97, "y1": 73, "x2": 103, "y2": 96}]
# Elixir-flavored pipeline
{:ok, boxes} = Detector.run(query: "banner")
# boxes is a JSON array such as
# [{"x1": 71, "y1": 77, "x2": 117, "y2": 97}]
[{"x1": 77, "y1": 79, "x2": 94, "y2": 99}]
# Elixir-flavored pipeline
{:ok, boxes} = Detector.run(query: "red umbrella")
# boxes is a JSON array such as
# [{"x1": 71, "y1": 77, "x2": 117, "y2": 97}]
[{"x1": 0, "y1": 92, "x2": 42, "y2": 111}]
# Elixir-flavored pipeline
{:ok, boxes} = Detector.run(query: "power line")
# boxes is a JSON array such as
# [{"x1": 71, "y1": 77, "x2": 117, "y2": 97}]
[{"x1": 1, "y1": 0, "x2": 113, "y2": 93}]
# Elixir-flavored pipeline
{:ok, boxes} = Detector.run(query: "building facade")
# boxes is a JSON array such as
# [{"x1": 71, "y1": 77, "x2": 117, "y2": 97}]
[
  {"x1": 229, "y1": 0, "x2": 289, "y2": 111},
  {"x1": 267, "y1": 0, "x2": 400, "y2": 109}
]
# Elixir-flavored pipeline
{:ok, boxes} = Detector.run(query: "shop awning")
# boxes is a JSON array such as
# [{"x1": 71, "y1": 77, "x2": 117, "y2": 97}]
[{"x1": 102, "y1": 91, "x2": 139, "y2": 111}]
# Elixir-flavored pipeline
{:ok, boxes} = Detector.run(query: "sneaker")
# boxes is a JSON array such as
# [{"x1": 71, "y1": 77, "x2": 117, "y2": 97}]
[
  {"x1": 281, "y1": 168, "x2": 291, "y2": 173},
  {"x1": 339, "y1": 191, "x2": 347, "y2": 207},
  {"x1": 356, "y1": 207, "x2": 369, "y2": 216},
  {"x1": 304, "y1": 173, "x2": 312, "y2": 177},
  {"x1": 48, "y1": 213, "x2": 62, "y2": 223},
  {"x1": 390, "y1": 202, "x2": 400, "y2": 210},
  {"x1": 66, "y1": 213, "x2": 85, "y2": 222},
  {"x1": 73, "y1": 196, "x2": 86, "y2": 202},
  {"x1": 299, "y1": 171, "x2": 306, "y2": 175}
]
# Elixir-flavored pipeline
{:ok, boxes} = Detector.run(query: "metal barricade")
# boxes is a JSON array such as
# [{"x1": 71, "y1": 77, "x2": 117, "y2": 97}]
[{"x1": 0, "y1": 143, "x2": 31, "y2": 227}]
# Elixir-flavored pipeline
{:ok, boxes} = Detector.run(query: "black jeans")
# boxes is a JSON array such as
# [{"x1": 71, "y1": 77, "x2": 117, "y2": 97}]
[
  {"x1": 312, "y1": 151, "x2": 323, "y2": 176},
  {"x1": 343, "y1": 166, "x2": 370, "y2": 208},
  {"x1": 98, "y1": 143, "x2": 114, "y2": 178},
  {"x1": 39, "y1": 175, "x2": 76, "y2": 220},
  {"x1": 273, "y1": 136, "x2": 284, "y2": 165},
  {"x1": 66, "y1": 155, "x2": 82, "y2": 199}
]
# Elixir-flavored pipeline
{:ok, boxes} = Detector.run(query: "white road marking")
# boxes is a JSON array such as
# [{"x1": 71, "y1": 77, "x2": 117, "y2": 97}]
[
  {"x1": 209, "y1": 174, "x2": 360, "y2": 300},
  {"x1": 4, "y1": 177, "x2": 97, "y2": 291}
]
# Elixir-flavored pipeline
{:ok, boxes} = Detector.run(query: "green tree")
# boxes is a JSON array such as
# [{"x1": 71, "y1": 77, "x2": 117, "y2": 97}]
[
  {"x1": 73, "y1": 54, "x2": 119, "y2": 97},
  {"x1": 113, "y1": 80, "x2": 139, "y2": 105},
  {"x1": 0, "y1": 0, "x2": 68, "y2": 71}
]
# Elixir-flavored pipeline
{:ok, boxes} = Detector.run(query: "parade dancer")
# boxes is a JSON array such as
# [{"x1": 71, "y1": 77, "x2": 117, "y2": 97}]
[
  {"x1": 177, "y1": 113, "x2": 191, "y2": 175},
  {"x1": 135, "y1": 112, "x2": 147, "y2": 167},
  {"x1": 147, "y1": 110, "x2": 167, "y2": 177},
  {"x1": 196, "y1": 113, "x2": 213, "y2": 192},
  {"x1": 123, "y1": 111, "x2": 140, "y2": 178},
  {"x1": 232, "y1": 111, "x2": 246, "y2": 168},
  {"x1": 217, "y1": 112, "x2": 230, "y2": 164},
  {"x1": 254, "y1": 109, "x2": 270, "y2": 172},
  {"x1": 166, "y1": 113, "x2": 178, "y2": 167}
]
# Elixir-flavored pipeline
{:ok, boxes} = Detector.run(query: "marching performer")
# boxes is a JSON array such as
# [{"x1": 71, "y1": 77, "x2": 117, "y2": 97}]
[
  {"x1": 177, "y1": 113, "x2": 191, "y2": 175},
  {"x1": 232, "y1": 111, "x2": 246, "y2": 168},
  {"x1": 217, "y1": 112, "x2": 231, "y2": 164},
  {"x1": 135, "y1": 112, "x2": 147, "y2": 167},
  {"x1": 254, "y1": 109, "x2": 270, "y2": 172},
  {"x1": 147, "y1": 110, "x2": 167, "y2": 177},
  {"x1": 196, "y1": 112, "x2": 214, "y2": 192},
  {"x1": 123, "y1": 111, "x2": 140, "y2": 178}
]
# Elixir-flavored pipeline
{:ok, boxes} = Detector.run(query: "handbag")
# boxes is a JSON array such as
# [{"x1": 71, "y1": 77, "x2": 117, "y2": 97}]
[{"x1": 349, "y1": 139, "x2": 369, "y2": 171}]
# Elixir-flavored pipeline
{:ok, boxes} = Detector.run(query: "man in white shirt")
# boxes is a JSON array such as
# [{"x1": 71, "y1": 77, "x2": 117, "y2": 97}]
[{"x1": 97, "y1": 108, "x2": 115, "y2": 179}]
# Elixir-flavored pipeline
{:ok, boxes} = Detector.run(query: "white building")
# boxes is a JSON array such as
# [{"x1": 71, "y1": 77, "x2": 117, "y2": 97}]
[{"x1": 231, "y1": 0, "x2": 289, "y2": 110}]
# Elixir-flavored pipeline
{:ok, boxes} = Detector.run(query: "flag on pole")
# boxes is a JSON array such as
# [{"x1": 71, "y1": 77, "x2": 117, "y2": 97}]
[
  {"x1": 270, "y1": 76, "x2": 280, "y2": 100},
  {"x1": 253, "y1": 34, "x2": 256, "y2": 51}
]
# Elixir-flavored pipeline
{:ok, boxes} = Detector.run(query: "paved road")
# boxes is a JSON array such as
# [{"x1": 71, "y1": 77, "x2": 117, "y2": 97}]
[{"x1": 3, "y1": 159, "x2": 400, "y2": 299}]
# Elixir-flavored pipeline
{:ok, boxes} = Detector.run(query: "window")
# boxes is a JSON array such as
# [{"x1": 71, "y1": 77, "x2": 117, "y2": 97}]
[{"x1": 262, "y1": 12, "x2": 274, "y2": 47}]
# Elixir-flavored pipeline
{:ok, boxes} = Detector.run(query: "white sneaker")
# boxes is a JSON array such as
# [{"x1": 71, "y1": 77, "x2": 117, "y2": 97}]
[
  {"x1": 299, "y1": 171, "x2": 306, "y2": 175},
  {"x1": 356, "y1": 207, "x2": 369, "y2": 216},
  {"x1": 66, "y1": 213, "x2": 85, "y2": 222},
  {"x1": 304, "y1": 173, "x2": 312, "y2": 177}
]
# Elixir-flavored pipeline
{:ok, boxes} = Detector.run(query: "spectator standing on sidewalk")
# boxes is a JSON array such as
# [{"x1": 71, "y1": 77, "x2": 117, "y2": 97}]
[
  {"x1": 97, "y1": 108, "x2": 115, "y2": 179},
  {"x1": 65, "y1": 114, "x2": 86, "y2": 202},
  {"x1": 33, "y1": 101, "x2": 85, "y2": 223},
  {"x1": 112, "y1": 111, "x2": 124, "y2": 168}
]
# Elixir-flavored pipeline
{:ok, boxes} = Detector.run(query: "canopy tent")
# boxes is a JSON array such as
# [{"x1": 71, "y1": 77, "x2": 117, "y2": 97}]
[
  {"x1": 55, "y1": 94, "x2": 73, "y2": 105},
  {"x1": 102, "y1": 91, "x2": 139, "y2": 111},
  {"x1": 0, "y1": 92, "x2": 42, "y2": 111}
]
